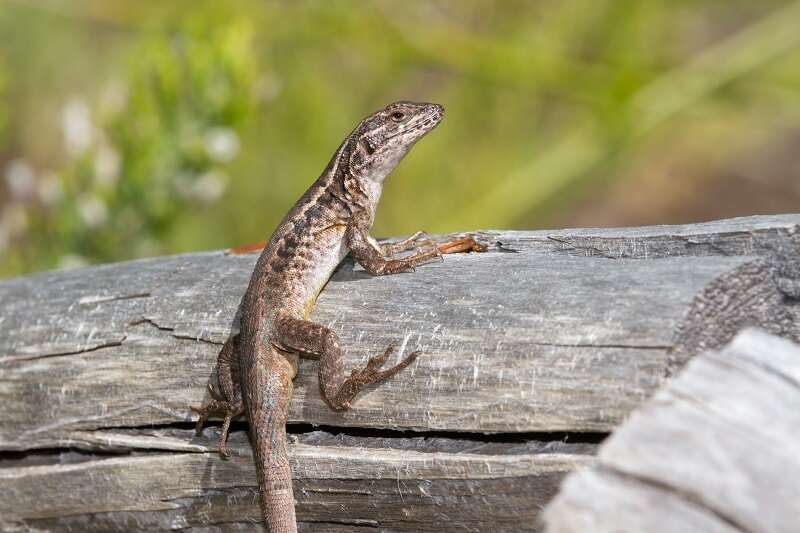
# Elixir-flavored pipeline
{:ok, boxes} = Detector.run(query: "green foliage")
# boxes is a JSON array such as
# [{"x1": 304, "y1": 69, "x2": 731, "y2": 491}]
[
  {"x1": 2, "y1": 1, "x2": 800, "y2": 278},
  {"x1": 4, "y1": 14, "x2": 259, "y2": 274},
  {"x1": 0, "y1": 55, "x2": 7, "y2": 146}
]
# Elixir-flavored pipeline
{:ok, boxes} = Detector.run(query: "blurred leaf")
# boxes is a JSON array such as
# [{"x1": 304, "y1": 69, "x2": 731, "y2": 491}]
[
  {"x1": 1, "y1": 7, "x2": 260, "y2": 274},
  {"x1": 2, "y1": 0, "x2": 799, "y2": 277}
]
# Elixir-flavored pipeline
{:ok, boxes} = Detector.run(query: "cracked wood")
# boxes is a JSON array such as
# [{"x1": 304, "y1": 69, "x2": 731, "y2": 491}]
[
  {"x1": 544, "y1": 330, "x2": 800, "y2": 533},
  {"x1": 1, "y1": 215, "x2": 799, "y2": 447},
  {"x1": 1, "y1": 214, "x2": 799, "y2": 531},
  {"x1": 0, "y1": 428, "x2": 593, "y2": 532}
]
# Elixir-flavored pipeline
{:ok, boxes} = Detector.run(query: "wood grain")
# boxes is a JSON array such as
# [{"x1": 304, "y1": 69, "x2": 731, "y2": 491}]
[
  {"x1": 1, "y1": 428, "x2": 593, "y2": 532},
  {"x1": 544, "y1": 329, "x2": 800, "y2": 533},
  {"x1": 1, "y1": 214, "x2": 798, "y2": 530}
]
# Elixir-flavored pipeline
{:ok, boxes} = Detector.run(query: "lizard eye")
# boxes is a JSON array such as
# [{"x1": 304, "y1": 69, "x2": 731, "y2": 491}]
[{"x1": 390, "y1": 111, "x2": 406, "y2": 122}]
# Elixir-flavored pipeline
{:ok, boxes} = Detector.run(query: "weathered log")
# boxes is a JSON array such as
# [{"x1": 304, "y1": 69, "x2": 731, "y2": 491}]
[
  {"x1": 1, "y1": 214, "x2": 798, "y2": 531},
  {"x1": 543, "y1": 329, "x2": 800, "y2": 533},
  {"x1": 0, "y1": 428, "x2": 592, "y2": 532}
]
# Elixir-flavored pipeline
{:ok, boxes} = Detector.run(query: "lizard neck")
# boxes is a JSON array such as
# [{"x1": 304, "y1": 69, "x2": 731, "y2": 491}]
[
  {"x1": 360, "y1": 175, "x2": 383, "y2": 215},
  {"x1": 334, "y1": 138, "x2": 386, "y2": 217},
  {"x1": 341, "y1": 169, "x2": 383, "y2": 220}
]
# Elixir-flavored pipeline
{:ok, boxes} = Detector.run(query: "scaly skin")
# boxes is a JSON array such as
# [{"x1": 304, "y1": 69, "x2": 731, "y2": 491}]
[{"x1": 193, "y1": 101, "x2": 445, "y2": 532}]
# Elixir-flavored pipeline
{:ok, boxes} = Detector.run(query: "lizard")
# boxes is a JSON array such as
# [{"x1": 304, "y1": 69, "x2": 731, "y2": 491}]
[{"x1": 192, "y1": 101, "x2": 448, "y2": 532}]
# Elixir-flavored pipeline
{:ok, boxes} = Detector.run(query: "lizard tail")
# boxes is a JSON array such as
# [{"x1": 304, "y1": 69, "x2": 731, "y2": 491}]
[
  {"x1": 242, "y1": 344, "x2": 298, "y2": 532},
  {"x1": 257, "y1": 463, "x2": 296, "y2": 533}
]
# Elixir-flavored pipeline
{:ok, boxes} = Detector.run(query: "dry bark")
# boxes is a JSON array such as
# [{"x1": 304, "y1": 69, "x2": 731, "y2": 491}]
[
  {"x1": 1, "y1": 214, "x2": 798, "y2": 531},
  {"x1": 544, "y1": 330, "x2": 800, "y2": 533}
]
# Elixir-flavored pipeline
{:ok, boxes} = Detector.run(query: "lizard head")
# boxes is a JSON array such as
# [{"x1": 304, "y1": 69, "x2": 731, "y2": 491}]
[{"x1": 347, "y1": 101, "x2": 444, "y2": 182}]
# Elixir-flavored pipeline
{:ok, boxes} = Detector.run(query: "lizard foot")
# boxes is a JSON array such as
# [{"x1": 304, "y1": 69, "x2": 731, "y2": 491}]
[
  {"x1": 407, "y1": 232, "x2": 440, "y2": 254},
  {"x1": 352, "y1": 344, "x2": 422, "y2": 386},
  {"x1": 191, "y1": 384, "x2": 243, "y2": 458},
  {"x1": 407, "y1": 232, "x2": 442, "y2": 258},
  {"x1": 330, "y1": 344, "x2": 421, "y2": 411},
  {"x1": 382, "y1": 231, "x2": 440, "y2": 257}
]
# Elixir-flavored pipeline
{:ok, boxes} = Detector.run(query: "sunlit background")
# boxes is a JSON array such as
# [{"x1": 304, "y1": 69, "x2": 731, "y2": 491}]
[{"x1": 1, "y1": 0, "x2": 799, "y2": 278}]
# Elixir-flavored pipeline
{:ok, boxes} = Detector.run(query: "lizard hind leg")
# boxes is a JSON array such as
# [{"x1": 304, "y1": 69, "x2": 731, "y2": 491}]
[
  {"x1": 191, "y1": 335, "x2": 244, "y2": 458},
  {"x1": 273, "y1": 313, "x2": 420, "y2": 411},
  {"x1": 191, "y1": 384, "x2": 243, "y2": 458}
]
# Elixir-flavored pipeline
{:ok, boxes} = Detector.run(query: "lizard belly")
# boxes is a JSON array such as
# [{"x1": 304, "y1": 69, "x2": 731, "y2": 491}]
[{"x1": 299, "y1": 236, "x2": 348, "y2": 319}]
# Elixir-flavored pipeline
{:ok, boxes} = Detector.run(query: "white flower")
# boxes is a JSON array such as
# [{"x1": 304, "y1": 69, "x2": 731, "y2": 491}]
[
  {"x1": 37, "y1": 172, "x2": 64, "y2": 206},
  {"x1": 77, "y1": 195, "x2": 108, "y2": 228},
  {"x1": 61, "y1": 98, "x2": 95, "y2": 156},
  {"x1": 191, "y1": 170, "x2": 227, "y2": 203},
  {"x1": 5, "y1": 159, "x2": 36, "y2": 199},
  {"x1": 203, "y1": 127, "x2": 240, "y2": 163},
  {"x1": 175, "y1": 170, "x2": 228, "y2": 203},
  {"x1": 93, "y1": 144, "x2": 120, "y2": 186}
]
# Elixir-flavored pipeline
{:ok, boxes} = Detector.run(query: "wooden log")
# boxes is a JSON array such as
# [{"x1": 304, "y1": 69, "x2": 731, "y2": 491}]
[
  {"x1": 3, "y1": 214, "x2": 798, "y2": 441},
  {"x1": 543, "y1": 329, "x2": 800, "y2": 533},
  {"x1": 1, "y1": 214, "x2": 799, "y2": 530},
  {"x1": 0, "y1": 428, "x2": 593, "y2": 532}
]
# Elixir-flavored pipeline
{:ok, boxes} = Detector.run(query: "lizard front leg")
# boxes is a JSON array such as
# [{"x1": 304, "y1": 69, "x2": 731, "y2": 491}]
[
  {"x1": 273, "y1": 313, "x2": 419, "y2": 410},
  {"x1": 192, "y1": 334, "x2": 244, "y2": 457},
  {"x1": 382, "y1": 232, "x2": 489, "y2": 257},
  {"x1": 379, "y1": 230, "x2": 437, "y2": 257},
  {"x1": 347, "y1": 210, "x2": 440, "y2": 275}
]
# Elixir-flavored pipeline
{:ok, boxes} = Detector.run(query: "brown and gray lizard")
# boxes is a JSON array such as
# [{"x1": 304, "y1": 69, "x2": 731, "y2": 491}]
[{"x1": 193, "y1": 101, "x2": 449, "y2": 532}]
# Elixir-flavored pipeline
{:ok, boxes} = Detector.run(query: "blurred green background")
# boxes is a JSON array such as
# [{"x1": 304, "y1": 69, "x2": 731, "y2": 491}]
[{"x1": 1, "y1": 0, "x2": 800, "y2": 278}]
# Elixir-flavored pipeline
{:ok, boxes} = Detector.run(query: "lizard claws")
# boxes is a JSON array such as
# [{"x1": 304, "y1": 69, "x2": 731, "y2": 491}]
[
  {"x1": 352, "y1": 343, "x2": 421, "y2": 386},
  {"x1": 367, "y1": 343, "x2": 395, "y2": 371},
  {"x1": 191, "y1": 381, "x2": 243, "y2": 457},
  {"x1": 206, "y1": 382, "x2": 225, "y2": 401},
  {"x1": 192, "y1": 400, "x2": 242, "y2": 457},
  {"x1": 191, "y1": 404, "x2": 212, "y2": 435}
]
